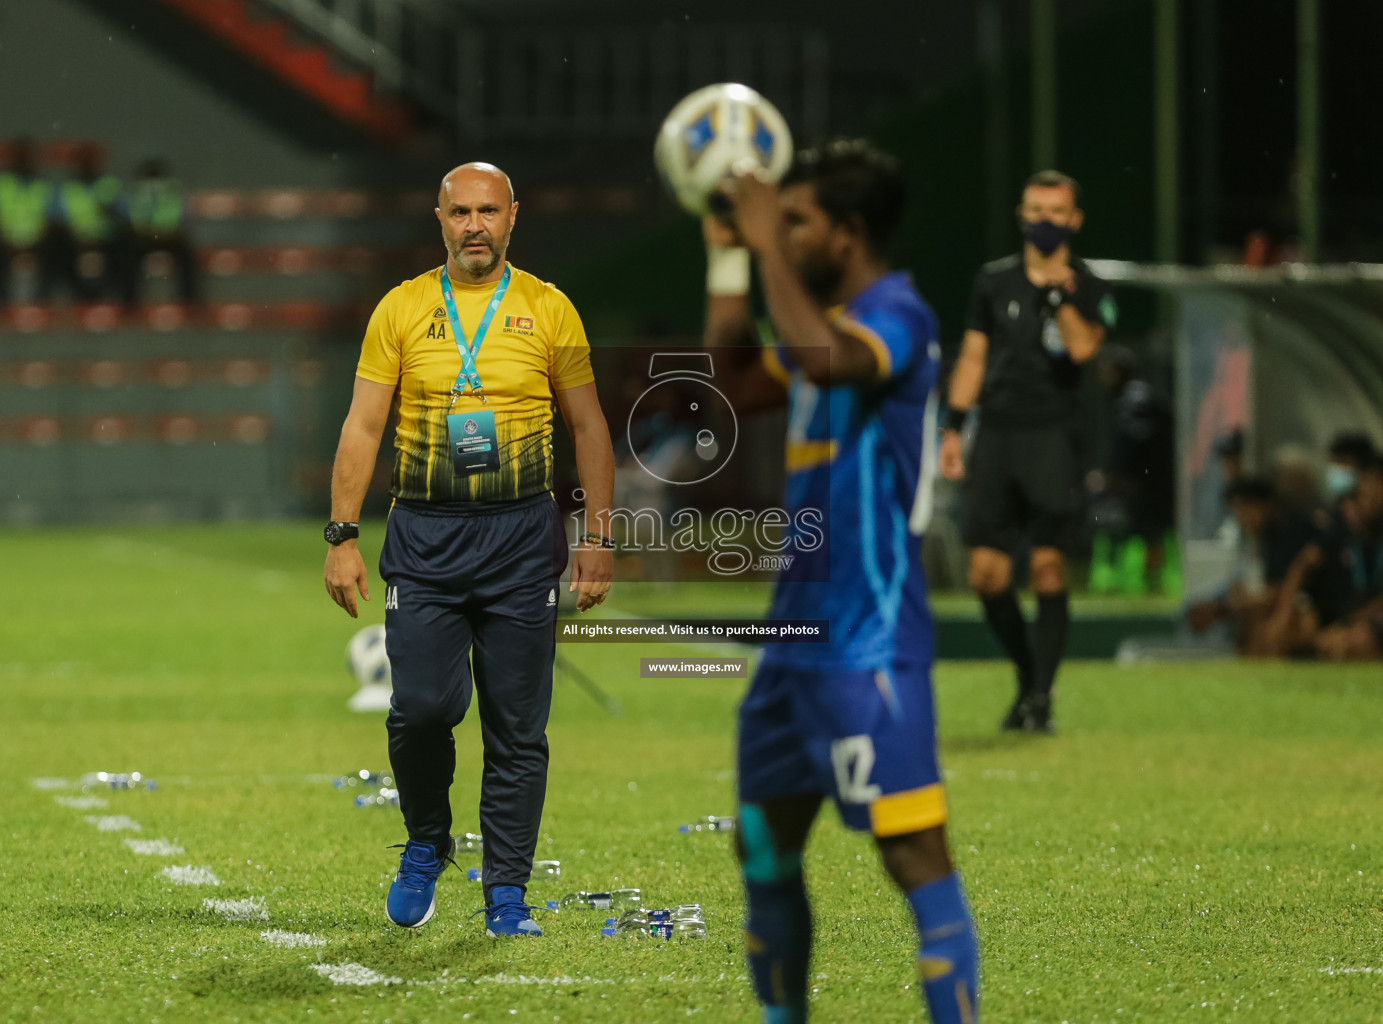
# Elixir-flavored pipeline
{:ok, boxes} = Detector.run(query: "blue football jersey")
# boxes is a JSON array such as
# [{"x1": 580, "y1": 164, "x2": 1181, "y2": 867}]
[{"x1": 760, "y1": 271, "x2": 940, "y2": 671}]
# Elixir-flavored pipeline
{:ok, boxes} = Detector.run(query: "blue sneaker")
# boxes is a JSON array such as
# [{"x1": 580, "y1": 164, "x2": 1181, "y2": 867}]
[
  {"x1": 385, "y1": 838, "x2": 454, "y2": 928},
  {"x1": 483, "y1": 885, "x2": 543, "y2": 937}
]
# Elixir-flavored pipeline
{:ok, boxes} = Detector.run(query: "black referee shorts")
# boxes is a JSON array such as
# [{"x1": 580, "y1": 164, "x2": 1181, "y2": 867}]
[
  {"x1": 962, "y1": 421, "x2": 1082, "y2": 553},
  {"x1": 379, "y1": 493, "x2": 568, "y2": 896}
]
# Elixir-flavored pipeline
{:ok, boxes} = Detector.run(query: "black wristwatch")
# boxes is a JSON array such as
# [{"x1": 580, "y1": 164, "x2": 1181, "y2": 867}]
[{"x1": 324, "y1": 521, "x2": 359, "y2": 546}]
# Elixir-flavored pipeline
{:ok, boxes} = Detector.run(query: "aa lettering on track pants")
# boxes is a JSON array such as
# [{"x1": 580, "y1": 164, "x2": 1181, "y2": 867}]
[{"x1": 379, "y1": 494, "x2": 567, "y2": 897}]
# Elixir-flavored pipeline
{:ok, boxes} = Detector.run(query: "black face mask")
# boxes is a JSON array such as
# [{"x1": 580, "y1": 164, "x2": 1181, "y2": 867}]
[{"x1": 1022, "y1": 219, "x2": 1072, "y2": 255}]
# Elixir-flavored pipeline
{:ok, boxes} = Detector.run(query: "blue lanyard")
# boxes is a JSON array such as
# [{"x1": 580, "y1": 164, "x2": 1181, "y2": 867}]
[{"x1": 440, "y1": 263, "x2": 510, "y2": 406}]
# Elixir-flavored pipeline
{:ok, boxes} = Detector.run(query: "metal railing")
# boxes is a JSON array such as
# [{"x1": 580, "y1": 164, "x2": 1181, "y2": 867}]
[
  {"x1": 255, "y1": 0, "x2": 463, "y2": 123},
  {"x1": 1086, "y1": 259, "x2": 1383, "y2": 286},
  {"x1": 252, "y1": 0, "x2": 829, "y2": 143}
]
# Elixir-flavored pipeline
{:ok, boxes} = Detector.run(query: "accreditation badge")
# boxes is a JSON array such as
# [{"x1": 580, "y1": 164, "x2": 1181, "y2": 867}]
[{"x1": 446, "y1": 410, "x2": 500, "y2": 475}]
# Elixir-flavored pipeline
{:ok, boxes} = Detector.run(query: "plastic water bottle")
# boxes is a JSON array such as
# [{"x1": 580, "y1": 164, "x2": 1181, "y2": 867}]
[
  {"x1": 333, "y1": 770, "x2": 392, "y2": 790},
  {"x1": 354, "y1": 787, "x2": 400, "y2": 808},
  {"x1": 602, "y1": 920, "x2": 675, "y2": 938},
  {"x1": 602, "y1": 913, "x2": 707, "y2": 939},
  {"x1": 605, "y1": 905, "x2": 703, "y2": 927},
  {"x1": 671, "y1": 919, "x2": 708, "y2": 939},
  {"x1": 548, "y1": 888, "x2": 642, "y2": 912},
  {"x1": 678, "y1": 815, "x2": 735, "y2": 834},
  {"x1": 81, "y1": 771, "x2": 156, "y2": 792},
  {"x1": 466, "y1": 860, "x2": 560, "y2": 884}
]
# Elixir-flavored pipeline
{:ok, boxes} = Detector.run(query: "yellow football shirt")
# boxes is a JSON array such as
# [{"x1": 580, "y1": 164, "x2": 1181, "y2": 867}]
[{"x1": 356, "y1": 262, "x2": 595, "y2": 502}]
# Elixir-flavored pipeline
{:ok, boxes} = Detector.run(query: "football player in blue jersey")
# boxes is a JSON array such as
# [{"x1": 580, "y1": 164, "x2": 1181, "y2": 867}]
[{"x1": 700, "y1": 139, "x2": 979, "y2": 1023}]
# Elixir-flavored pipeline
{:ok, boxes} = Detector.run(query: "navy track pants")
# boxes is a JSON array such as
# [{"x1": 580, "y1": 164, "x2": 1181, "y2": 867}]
[{"x1": 378, "y1": 494, "x2": 567, "y2": 897}]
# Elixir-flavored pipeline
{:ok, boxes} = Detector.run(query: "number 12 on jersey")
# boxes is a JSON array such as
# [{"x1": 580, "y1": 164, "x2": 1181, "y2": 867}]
[{"x1": 831, "y1": 735, "x2": 883, "y2": 804}]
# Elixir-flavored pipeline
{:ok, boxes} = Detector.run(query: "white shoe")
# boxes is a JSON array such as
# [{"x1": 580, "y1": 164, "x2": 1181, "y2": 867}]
[{"x1": 348, "y1": 683, "x2": 393, "y2": 713}]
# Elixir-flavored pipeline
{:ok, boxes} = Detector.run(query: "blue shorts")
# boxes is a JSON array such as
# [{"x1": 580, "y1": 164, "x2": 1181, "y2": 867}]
[{"x1": 737, "y1": 660, "x2": 946, "y2": 836}]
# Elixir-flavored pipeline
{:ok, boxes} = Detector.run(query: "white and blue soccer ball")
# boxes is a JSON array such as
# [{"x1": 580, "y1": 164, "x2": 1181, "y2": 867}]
[
  {"x1": 654, "y1": 83, "x2": 794, "y2": 217},
  {"x1": 347, "y1": 624, "x2": 390, "y2": 687}
]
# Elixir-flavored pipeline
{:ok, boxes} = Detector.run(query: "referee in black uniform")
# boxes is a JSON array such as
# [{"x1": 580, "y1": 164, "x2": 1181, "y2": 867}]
[{"x1": 940, "y1": 170, "x2": 1115, "y2": 733}]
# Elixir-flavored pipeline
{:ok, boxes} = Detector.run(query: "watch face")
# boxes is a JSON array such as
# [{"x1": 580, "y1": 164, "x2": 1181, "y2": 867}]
[{"x1": 324, "y1": 523, "x2": 342, "y2": 544}]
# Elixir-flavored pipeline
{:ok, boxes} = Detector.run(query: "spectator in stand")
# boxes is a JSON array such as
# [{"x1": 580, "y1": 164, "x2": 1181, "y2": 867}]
[
  {"x1": 1186, "y1": 475, "x2": 1322, "y2": 655},
  {"x1": 1313, "y1": 455, "x2": 1383, "y2": 661},
  {"x1": 1324, "y1": 433, "x2": 1377, "y2": 503},
  {"x1": 1258, "y1": 508, "x2": 1358, "y2": 661},
  {"x1": 1272, "y1": 444, "x2": 1323, "y2": 519},
  {"x1": 1215, "y1": 429, "x2": 1245, "y2": 485},
  {"x1": 121, "y1": 158, "x2": 198, "y2": 306},
  {"x1": 51, "y1": 142, "x2": 125, "y2": 301},
  {"x1": 0, "y1": 137, "x2": 58, "y2": 305},
  {"x1": 1207, "y1": 429, "x2": 1247, "y2": 553}
]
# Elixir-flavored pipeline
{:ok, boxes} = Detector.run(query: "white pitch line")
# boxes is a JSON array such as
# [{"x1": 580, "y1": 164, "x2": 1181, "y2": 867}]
[
  {"x1": 468, "y1": 973, "x2": 618, "y2": 986},
  {"x1": 309, "y1": 963, "x2": 401, "y2": 986},
  {"x1": 85, "y1": 815, "x2": 141, "y2": 832},
  {"x1": 125, "y1": 838, "x2": 185, "y2": 856},
  {"x1": 161, "y1": 865, "x2": 221, "y2": 886},
  {"x1": 55, "y1": 795, "x2": 108, "y2": 809},
  {"x1": 261, "y1": 930, "x2": 326, "y2": 948},
  {"x1": 309, "y1": 968, "x2": 623, "y2": 990},
  {"x1": 36, "y1": 771, "x2": 338, "y2": 790},
  {"x1": 334, "y1": 970, "x2": 712, "y2": 991},
  {"x1": 1320, "y1": 967, "x2": 1383, "y2": 975},
  {"x1": 419, "y1": 972, "x2": 620, "y2": 988},
  {"x1": 203, "y1": 897, "x2": 268, "y2": 922}
]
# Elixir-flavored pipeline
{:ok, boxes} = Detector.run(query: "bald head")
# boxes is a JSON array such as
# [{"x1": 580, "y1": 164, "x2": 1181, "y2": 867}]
[
  {"x1": 438, "y1": 161, "x2": 514, "y2": 208},
  {"x1": 435, "y1": 161, "x2": 518, "y2": 282}
]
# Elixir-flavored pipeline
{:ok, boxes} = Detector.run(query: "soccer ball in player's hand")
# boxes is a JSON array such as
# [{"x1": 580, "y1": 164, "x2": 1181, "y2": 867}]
[{"x1": 654, "y1": 83, "x2": 794, "y2": 217}]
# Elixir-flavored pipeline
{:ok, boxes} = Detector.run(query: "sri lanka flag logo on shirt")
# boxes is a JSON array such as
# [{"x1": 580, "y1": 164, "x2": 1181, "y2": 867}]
[{"x1": 504, "y1": 315, "x2": 535, "y2": 335}]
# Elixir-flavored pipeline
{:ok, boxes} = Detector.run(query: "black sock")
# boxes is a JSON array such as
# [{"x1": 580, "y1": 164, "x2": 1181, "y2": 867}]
[
  {"x1": 981, "y1": 588, "x2": 1034, "y2": 695},
  {"x1": 1033, "y1": 591, "x2": 1071, "y2": 698}
]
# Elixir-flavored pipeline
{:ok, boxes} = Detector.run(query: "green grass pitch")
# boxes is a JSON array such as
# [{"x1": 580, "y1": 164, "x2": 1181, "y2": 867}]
[{"x1": 1, "y1": 524, "x2": 1381, "y2": 1023}]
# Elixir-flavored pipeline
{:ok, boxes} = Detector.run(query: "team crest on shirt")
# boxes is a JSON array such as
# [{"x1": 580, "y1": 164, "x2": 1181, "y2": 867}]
[
  {"x1": 432, "y1": 307, "x2": 447, "y2": 319},
  {"x1": 502, "y1": 314, "x2": 535, "y2": 336}
]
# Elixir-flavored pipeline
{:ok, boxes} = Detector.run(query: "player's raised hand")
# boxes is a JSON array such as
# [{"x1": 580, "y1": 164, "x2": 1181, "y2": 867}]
[
  {"x1": 939, "y1": 431, "x2": 966, "y2": 481},
  {"x1": 324, "y1": 543, "x2": 370, "y2": 618},
  {"x1": 702, "y1": 212, "x2": 744, "y2": 249},
  {"x1": 727, "y1": 167, "x2": 781, "y2": 253},
  {"x1": 1034, "y1": 264, "x2": 1078, "y2": 295}
]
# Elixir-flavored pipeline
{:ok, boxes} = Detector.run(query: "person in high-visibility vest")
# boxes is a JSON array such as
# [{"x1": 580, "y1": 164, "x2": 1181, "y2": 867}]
[
  {"x1": 0, "y1": 137, "x2": 59, "y2": 305},
  {"x1": 51, "y1": 143, "x2": 125, "y2": 301},
  {"x1": 119, "y1": 157, "x2": 198, "y2": 306}
]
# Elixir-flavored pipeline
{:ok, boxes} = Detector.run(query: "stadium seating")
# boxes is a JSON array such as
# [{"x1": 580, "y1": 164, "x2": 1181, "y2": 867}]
[{"x1": 0, "y1": 171, "x2": 422, "y2": 524}]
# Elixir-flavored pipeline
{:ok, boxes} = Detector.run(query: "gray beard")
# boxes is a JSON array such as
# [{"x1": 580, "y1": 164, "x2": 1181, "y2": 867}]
[
  {"x1": 449, "y1": 244, "x2": 501, "y2": 278},
  {"x1": 447, "y1": 229, "x2": 511, "y2": 278}
]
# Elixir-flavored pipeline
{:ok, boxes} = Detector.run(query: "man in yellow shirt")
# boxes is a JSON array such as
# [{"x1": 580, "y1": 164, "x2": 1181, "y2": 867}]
[{"x1": 323, "y1": 162, "x2": 615, "y2": 937}]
